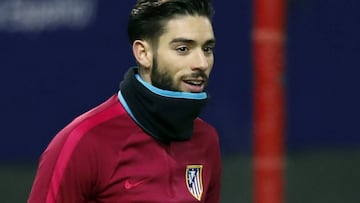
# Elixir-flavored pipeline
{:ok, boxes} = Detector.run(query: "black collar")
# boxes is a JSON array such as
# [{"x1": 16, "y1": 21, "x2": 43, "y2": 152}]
[{"x1": 119, "y1": 68, "x2": 209, "y2": 144}]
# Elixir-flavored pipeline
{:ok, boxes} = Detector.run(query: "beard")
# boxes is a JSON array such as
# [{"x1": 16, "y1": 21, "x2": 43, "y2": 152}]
[
  {"x1": 150, "y1": 57, "x2": 177, "y2": 91},
  {"x1": 150, "y1": 57, "x2": 209, "y2": 92}
]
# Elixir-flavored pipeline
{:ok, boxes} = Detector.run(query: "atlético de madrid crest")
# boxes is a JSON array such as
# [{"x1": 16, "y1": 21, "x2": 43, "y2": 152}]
[{"x1": 186, "y1": 165, "x2": 203, "y2": 201}]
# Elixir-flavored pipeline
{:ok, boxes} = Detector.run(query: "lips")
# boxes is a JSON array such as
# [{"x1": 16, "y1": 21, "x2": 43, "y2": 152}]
[
  {"x1": 183, "y1": 79, "x2": 205, "y2": 86},
  {"x1": 182, "y1": 78, "x2": 206, "y2": 92},
  {"x1": 181, "y1": 71, "x2": 208, "y2": 92}
]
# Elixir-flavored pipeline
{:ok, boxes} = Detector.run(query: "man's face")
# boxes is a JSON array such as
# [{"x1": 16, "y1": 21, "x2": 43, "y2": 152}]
[{"x1": 150, "y1": 15, "x2": 215, "y2": 93}]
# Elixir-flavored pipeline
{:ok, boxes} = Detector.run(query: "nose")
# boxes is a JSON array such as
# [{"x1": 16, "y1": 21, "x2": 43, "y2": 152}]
[{"x1": 191, "y1": 49, "x2": 210, "y2": 71}]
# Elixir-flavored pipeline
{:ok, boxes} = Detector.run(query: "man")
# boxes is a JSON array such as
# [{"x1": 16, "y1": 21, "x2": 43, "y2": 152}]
[{"x1": 28, "y1": 0, "x2": 221, "y2": 202}]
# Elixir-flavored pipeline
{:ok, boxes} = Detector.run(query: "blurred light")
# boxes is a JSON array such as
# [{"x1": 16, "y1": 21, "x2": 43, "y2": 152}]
[{"x1": 0, "y1": 0, "x2": 97, "y2": 32}]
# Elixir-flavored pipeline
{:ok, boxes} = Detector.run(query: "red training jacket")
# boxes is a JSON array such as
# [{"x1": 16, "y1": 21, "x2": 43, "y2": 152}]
[{"x1": 28, "y1": 94, "x2": 221, "y2": 203}]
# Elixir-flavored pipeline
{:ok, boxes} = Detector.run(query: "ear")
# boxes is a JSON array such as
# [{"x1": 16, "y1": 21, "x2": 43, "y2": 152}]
[{"x1": 132, "y1": 40, "x2": 153, "y2": 69}]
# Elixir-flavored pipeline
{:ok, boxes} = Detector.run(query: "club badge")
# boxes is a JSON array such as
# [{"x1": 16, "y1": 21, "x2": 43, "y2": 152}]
[{"x1": 186, "y1": 165, "x2": 203, "y2": 201}]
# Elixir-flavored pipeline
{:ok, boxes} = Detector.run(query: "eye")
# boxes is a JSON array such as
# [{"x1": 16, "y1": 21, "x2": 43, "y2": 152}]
[
  {"x1": 203, "y1": 46, "x2": 214, "y2": 54},
  {"x1": 176, "y1": 46, "x2": 189, "y2": 53}
]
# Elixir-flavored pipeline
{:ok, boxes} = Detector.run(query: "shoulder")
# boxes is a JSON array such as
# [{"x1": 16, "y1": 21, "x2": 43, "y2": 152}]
[
  {"x1": 71, "y1": 94, "x2": 128, "y2": 128},
  {"x1": 45, "y1": 94, "x2": 134, "y2": 158},
  {"x1": 194, "y1": 118, "x2": 217, "y2": 134},
  {"x1": 193, "y1": 118, "x2": 219, "y2": 143},
  {"x1": 69, "y1": 94, "x2": 135, "y2": 133},
  {"x1": 31, "y1": 95, "x2": 142, "y2": 200}
]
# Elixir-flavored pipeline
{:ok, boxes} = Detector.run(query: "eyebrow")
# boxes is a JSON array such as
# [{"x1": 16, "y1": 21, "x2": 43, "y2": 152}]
[{"x1": 169, "y1": 38, "x2": 216, "y2": 46}]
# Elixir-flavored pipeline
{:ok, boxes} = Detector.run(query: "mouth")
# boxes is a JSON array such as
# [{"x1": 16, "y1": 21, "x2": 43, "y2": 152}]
[{"x1": 182, "y1": 78, "x2": 206, "y2": 92}]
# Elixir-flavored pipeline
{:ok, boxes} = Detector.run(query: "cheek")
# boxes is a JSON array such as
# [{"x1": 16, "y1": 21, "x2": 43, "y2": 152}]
[
  {"x1": 157, "y1": 56, "x2": 183, "y2": 74},
  {"x1": 209, "y1": 55, "x2": 214, "y2": 65},
  {"x1": 206, "y1": 57, "x2": 214, "y2": 74}
]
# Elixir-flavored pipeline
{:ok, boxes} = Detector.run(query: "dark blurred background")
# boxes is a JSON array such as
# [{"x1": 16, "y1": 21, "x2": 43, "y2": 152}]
[{"x1": 1, "y1": 0, "x2": 359, "y2": 202}]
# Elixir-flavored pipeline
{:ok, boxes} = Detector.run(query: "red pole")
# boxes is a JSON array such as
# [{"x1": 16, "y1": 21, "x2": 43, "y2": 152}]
[{"x1": 252, "y1": 0, "x2": 287, "y2": 203}]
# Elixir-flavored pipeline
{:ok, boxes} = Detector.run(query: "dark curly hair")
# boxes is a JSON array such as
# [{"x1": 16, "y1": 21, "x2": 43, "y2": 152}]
[{"x1": 128, "y1": 0, "x2": 214, "y2": 46}]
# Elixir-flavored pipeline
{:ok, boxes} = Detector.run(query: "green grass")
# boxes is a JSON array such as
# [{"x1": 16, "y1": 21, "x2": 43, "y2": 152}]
[
  {"x1": 286, "y1": 149, "x2": 360, "y2": 203},
  {"x1": 0, "y1": 163, "x2": 36, "y2": 203},
  {"x1": 220, "y1": 148, "x2": 360, "y2": 203}
]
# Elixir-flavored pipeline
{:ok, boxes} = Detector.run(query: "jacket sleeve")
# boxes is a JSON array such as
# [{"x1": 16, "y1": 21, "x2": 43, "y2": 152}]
[{"x1": 27, "y1": 129, "x2": 98, "y2": 203}]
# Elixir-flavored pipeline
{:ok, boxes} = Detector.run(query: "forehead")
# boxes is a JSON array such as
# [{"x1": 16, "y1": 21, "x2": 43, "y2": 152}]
[{"x1": 159, "y1": 15, "x2": 215, "y2": 44}]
